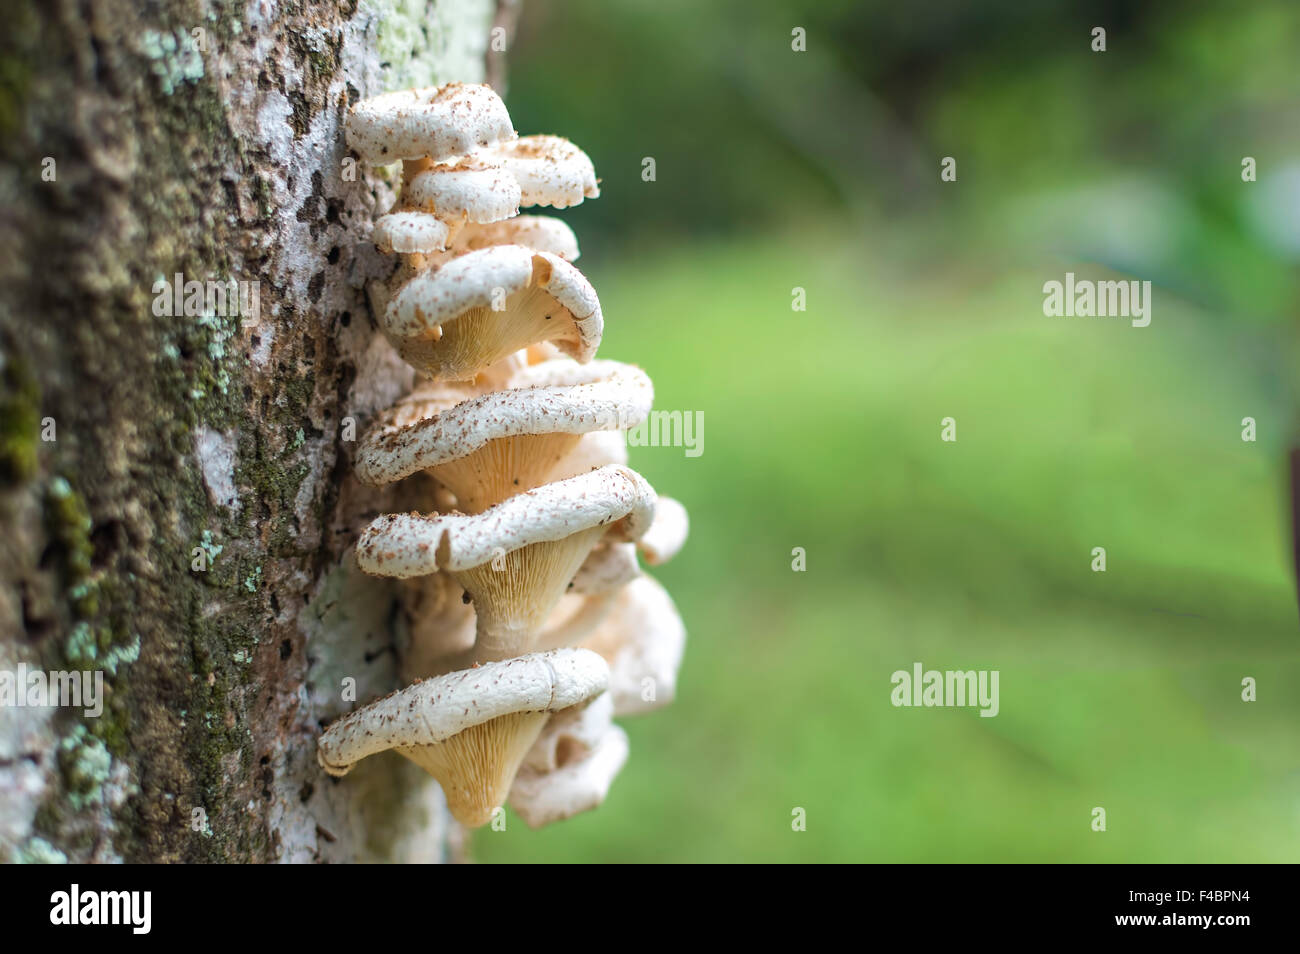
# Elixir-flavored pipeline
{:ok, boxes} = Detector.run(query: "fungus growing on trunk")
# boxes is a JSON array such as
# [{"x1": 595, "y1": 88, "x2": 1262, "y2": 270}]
[
  {"x1": 356, "y1": 465, "x2": 656, "y2": 661},
  {"x1": 485, "y1": 135, "x2": 600, "y2": 208},
  {"x1": 371, "y1": 210, "x2": 452, "y2": 255},
  {"x1": 383, "y1": 246, "x2": 602, "y2": 381},
  {"x1": 323, "y1": 81, "x2": 692, "y2": 832},
  {"x1": 569, "y1": 541, "x2": 640, "y2": 595},
  {"x1": 318, "y1": 648, "x2": 609, "y2": 828},
  {"x1": 403, "y1": 155, "x2": 522, "y2": 225},
  {"x1": 354, "y1": 359, "x2": 652, "y2": 511},
  {"x1": 582, "y1": 575, "x2": 687, "y2": 716},
  {"x1": 345, "y1": 82, "x2": 515, "y2": 164},
  {"x1": 637, "y1": 496, "x2": 690, "y2": 566},
  {"x1": 508, "y1": 692, "x2": 629, "y2": 828},
  {"x1": 452, "y1": 215, "x2": 580, "y2": 261}
]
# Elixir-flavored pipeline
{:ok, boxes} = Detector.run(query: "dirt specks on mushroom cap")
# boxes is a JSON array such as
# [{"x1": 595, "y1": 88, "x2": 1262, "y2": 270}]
[
  {"x1": 345, "y1": 82, "x2": 516, "y2": 164},
  {"x1": 354, "y1": 464, "x2": 658, "y2": 578}
]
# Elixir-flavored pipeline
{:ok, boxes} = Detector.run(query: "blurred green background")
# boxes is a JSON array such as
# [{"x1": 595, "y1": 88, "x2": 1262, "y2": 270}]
[{"x1": 475, "y1": 0, "x2": 1300, "y2": 862}]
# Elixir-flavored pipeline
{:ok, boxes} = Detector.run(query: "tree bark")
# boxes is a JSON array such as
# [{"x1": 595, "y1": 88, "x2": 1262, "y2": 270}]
[{"x1": 0, "y1": 0, "x2": 511, "y2": 863}]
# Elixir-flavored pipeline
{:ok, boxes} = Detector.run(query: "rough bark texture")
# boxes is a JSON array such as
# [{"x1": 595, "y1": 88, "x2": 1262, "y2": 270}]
[{"x1": 0, "y1": 0, "x2": 510, "y2": 863}]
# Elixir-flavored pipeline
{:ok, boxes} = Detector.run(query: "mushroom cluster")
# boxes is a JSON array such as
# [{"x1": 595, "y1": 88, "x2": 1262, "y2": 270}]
[{"x1": 320, "y1": 83, "x2": 690, "y2": 831}]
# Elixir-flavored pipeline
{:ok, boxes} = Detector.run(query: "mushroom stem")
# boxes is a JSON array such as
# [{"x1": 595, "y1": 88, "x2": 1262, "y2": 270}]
[
  {"x1": 455, "y1": 525, "x2": 606, "y2": 661},
  {"x1": 398, "y1": 709, "x2": 549, "y2": 827},
  {"x1": 402, "y1": 157, "x2": 435, "y2": 192}
]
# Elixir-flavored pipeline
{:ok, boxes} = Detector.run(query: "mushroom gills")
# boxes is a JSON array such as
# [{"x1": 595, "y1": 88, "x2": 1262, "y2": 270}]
[
  {"x1": 455, "y1": 524, "x2": 607, "y2": 660},
  {"x1": 394, "y1": 283, "x2": 580, "y2": 381},
  {"x1": 431, "y1": 432, "x2": 583, "y2": 513},
  {"x1": 397, "y1": 709, "x2": 550, "y2": 828}
]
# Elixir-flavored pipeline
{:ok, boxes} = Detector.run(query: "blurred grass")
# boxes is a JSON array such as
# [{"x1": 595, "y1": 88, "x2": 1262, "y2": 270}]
[{"x1": 473, "y1": 229, "x2": 1300, "y2": 862}]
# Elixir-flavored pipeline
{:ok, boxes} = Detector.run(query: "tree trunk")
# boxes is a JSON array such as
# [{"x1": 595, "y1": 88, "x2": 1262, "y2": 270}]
[{"x1": 0, "y1": 0, "x2": 511, "y2": 863}]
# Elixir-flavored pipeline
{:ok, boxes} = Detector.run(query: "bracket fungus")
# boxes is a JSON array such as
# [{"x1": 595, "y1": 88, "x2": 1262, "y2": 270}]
[
  {"x1": 637, "y1": 496, "x2": 690, "y2": 566},
  {"x1": 453, "y1": 215, "x2": 581, "y2": 261},
  {"x1": 583, "y1": 575, "x2": 687, "y2": 716},
  {"x1": 484, "y1": 135, "x2": 600, "y2": 209},
  {"x1": 354, "y1": 359, "x2": 653, "y2": 511},
  {"x1": 321, "y1": 81, "x2": 691, "y2": 831},
  {"x1": 403, "y1": 156, "x2": 522, "y2": 225},
  {"x1": 383, "y1": 245, "x2": 603, "y2": 381},
  {"x1": 372, "y1": 210, "x2": 452, "y2": 255},
  {"x1": 509, "y1": 693, "x2": 629, "y2": 829},
  {"x1": 318, "y1": 649, "x2": 609, "y2": 827},
  {"x1": 345, "y1": 82, "x2": 515, "y2": 164},
  {"x1": 357, "y1": 465, "x2": 655, "y2": 662},
  {"x1": 569, "y1": 541, "x2": 641, "y2": 595}
]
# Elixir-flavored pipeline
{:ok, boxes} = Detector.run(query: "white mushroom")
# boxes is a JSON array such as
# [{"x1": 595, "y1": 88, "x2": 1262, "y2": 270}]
[
  {"x1": 317, "y1": 648, "x2": 608, "y2": 828},
  {"x1": 583, "y1": 575, "x2": 686, "y2": 716},
  {"x1": 452, "y1": 215, "x2": 580, "y2": 261},
  {"x1": 356, "y1": 465, "x2": 657, "y2": 660},
  {"x1": 569, "y1": 540, "x2": 640, "y2": 595},
  {"x1": 509, "y1": 692, "x2": 628, "y2": 828},
  {"x1": 335, "y1": 83, "x2": 691, "y2": 831},
  {"x1": 384, "y1": 245, "x2": 603, "y2": 381},
  {"x1": 636, "y1": 496, "x2": 689, "y2": 565},
  {"x1": 486, "y1": 135, "x2": 600, "y2": 209},
  {"x1": 519, "y1": 691, "x2": 614, "y2": 776},
  {"x1": 345, "y1": 82, "x2": 516, "y2": 165},
  {"x1": 371, "y1": 211, "x2": 451, "y2": 254},
  {"x1": 354, "y1": 359, "x2": 653, "y2": 512},
  {"x1": 404, "y1": 156, "x2": 522, "y2": 225}
]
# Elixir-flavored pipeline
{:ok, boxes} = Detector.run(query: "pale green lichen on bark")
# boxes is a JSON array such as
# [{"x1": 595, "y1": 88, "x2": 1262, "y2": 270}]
[
  {"x1": 15, "y1": 837, "x2": 68, "y2": 865},
  {"x1": 369, "y1": 0, "x2": 495, "y2": 90},
  {"x1": 58, "y1": 725, "x2": 112, "y2": 812},
  {"x1": 139, "y1": 29, "x2": 205, "y2": 96}
]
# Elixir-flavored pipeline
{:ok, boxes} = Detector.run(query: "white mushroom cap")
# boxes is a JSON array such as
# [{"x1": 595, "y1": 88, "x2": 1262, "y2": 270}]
[
  {"x1": 317, "y1": 648, "x2": 609, "y2": 827},
  {"x1": 405, "y1": 157, "x2": 522, "y2": 225},
  {"x1": 372, "y1": 211, "x2": 451, "y2": 254},
  {"x1": 453, "y1": 216, "x2": 580, "y2": 261},
  {"x1": 583, "y1": 575, "x2": 686, "y2": 716},
  {"x1": 637, "y1": 496, "x2": 689, "y2": 565},
  {"x1": 345, "y1": 82, "x2": 516, "y2": 164},
  {"x1": 354, "y1": 360, "x2": 653, "y2": 507},
  {"x1": 509, "y1": 693, "x2": 628, "y2": 829},
  {"x1": 384, "y1": 245, "x2": 603, "y2": 381},
  {"x1": 519, "y1": 691, "x2": 614, "y2": 775},
  {"x1": 487, "y1": 135, "x2": 600, "y2": 208},
  {"x1": 359, "y1": 466, "x2": 656, "y2": 662},
  {"x1": 569, "y1": 541, "x2": 639, "y2": 595},
  {"x1": 356, "y1": 464, "x2": 656, "y2": 578}
]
